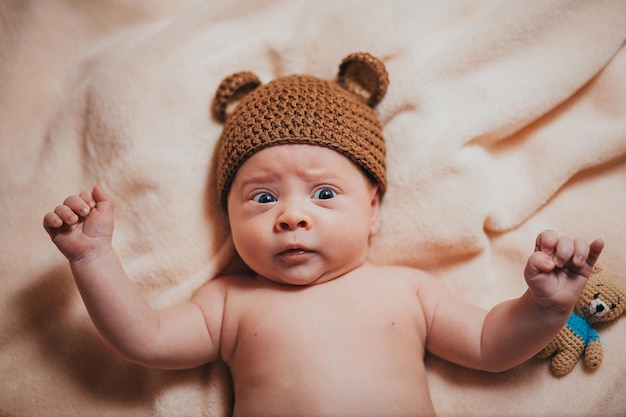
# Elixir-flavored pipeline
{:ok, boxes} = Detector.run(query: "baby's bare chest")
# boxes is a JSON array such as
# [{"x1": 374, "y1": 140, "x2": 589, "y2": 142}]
[
  {"x1": 221, "y1": 278, "x2": 432, "y2": 415},
  {"x1": 224, "y1": 279, "x2": 427, "y2": 372}
]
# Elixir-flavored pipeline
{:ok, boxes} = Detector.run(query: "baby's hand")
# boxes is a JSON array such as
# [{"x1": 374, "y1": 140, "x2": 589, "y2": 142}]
[
  {"x1": 43, "y1": 186, "x2": 114, "y2": 262},
  {"x1": 524, "y1": 230, "x2": 604, "y2": 313}
]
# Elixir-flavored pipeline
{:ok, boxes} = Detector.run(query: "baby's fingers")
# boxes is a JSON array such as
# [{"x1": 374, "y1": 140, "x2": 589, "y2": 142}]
[
  {"x1": 43, "y1": 211, "x2": 65, "y2": 231},
  {"x1": 525, "y1": 250, "x2": 556, "y2": 279},
  {"x1": 63, "y1": 194, "x2": 93, "y2": 217},
  {"x1": 79, "y1": 190, "x2": 97, "y2": 209},
  {"x1": 535, "y1": 230, "x2": 559, "y2": 255},
  {"x1": 52, "y1": 204, "x2": 81, "y2": 227},
  {"x1": 43, "y1": 205, "x2": 80, "y2": 236},
  {"x1": 553, "y1": 236, "x2": 574, "y2": 268},
  {"x1": 586, "y1": 239, "x2": 604, "y2": 268},
  {"x1": 43, "y1": 193, "x2": 94, "y2": 232},
  {"x1": 570, "y1": 238, "x2": 590, "y2": 267}
]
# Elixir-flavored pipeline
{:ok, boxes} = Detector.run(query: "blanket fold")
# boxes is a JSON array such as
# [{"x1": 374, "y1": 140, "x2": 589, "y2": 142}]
[{"x1": 2, "y1": 1, "x2": 625, "y2": 416}]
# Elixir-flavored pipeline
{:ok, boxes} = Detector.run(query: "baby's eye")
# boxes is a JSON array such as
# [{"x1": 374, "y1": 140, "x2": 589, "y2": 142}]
[
  {"x1": 313, "y1": 188, "x2": 336, "y2": 200},
  {"x1": 252, "y1": 192, "x2": 276, "y2": 204}
]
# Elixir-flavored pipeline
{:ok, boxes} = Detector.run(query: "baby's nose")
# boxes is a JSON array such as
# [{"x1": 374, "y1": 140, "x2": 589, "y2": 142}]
[{"x1": 276, "y1": 208, "x2": 312, "y2": 231}]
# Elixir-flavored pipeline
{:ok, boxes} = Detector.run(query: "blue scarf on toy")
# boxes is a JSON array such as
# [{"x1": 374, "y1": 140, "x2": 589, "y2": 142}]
[{"x1": 567, "y1": 311, "x2": 599, "y2": 346}]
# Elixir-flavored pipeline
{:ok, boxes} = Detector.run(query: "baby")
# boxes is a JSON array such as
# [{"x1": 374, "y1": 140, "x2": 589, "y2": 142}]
[{"x1": 44, "y1": 53, "x2": 604, "y2": 417}]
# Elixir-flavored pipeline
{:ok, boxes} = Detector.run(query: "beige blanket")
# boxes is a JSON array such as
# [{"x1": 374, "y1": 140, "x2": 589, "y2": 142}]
[{"x1": 2, "y1": 0, "x2": 625, "y2": 416}]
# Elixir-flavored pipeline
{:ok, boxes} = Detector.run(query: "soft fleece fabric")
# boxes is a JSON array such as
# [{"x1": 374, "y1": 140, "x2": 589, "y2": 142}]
[{"x1": 1, "y1": 1, "x2": 625, "y2": 416}]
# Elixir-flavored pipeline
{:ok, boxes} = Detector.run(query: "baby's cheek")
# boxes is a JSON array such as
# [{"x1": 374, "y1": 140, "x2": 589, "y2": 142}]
[{"x1": 233, "y1": 228, "x2": 267, "y2": 264}]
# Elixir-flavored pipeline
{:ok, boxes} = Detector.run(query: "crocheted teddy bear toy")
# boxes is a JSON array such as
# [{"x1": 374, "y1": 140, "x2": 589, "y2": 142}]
[{"x1": 537, "y1": 264, "x2": 625, "y2": 376}]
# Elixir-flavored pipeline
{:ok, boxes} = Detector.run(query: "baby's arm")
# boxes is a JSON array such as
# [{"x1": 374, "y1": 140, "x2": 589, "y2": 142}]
[
  {"x1": 423, "y1": 230, "x2": 603, "y2": 372},
  {"x1": 43, "y1": 187, "x2": 223, "y2": 369}
]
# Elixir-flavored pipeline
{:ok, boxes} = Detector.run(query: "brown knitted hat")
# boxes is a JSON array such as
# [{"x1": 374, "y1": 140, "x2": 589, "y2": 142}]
[{"x1": 212, "y1": 52, "x2": 389, "y2": 208}]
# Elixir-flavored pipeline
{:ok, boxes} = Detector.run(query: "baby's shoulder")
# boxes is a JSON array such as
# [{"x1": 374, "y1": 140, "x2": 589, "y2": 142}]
[{"x1": 192, "y1": 273, "x2": 257, "y2": 301}]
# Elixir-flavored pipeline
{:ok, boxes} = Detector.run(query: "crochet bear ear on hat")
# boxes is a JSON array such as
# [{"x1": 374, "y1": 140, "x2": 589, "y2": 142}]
[
  {"x1": 211, "y1": 52, "x2": 389, "y2": 122},
  {"x1": 338, "y1": 52, "x2": 389, "y2": 108},
  {"x1": 211, "y1": 71, "x2": 262, "y2": 122}
]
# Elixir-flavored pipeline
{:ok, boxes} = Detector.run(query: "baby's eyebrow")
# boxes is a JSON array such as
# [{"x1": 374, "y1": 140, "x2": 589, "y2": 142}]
[
  {"x1": 237, "y1": 170, "x2": 278, "y2": 185},
  {"x1": 299, "y1": 168, "x2": 343, "y2": 182}
]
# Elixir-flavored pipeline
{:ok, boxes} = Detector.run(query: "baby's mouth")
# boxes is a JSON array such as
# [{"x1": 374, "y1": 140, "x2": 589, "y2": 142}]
[
  {"x1": 283, "y1": 249, "x2": 306, "y2": 255},
  {"x1": 278, "y1": 247, "x2": 314, "y2": 262}
]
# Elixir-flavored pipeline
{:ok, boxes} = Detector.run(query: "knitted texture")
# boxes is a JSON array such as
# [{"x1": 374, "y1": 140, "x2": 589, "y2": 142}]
[
  {"x1": 556, "y1": 313, "x2": 598, "y2": 376},
  {"x1": 537, "y1": 264, "x2": 625, "y2": 376},
  {"x1": 213, "y1": 55, "x2": 388, "y2": 208}
]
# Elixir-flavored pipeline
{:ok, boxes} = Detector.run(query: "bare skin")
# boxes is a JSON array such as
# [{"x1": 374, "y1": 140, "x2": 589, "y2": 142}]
[{"x1": 44, "y1": 145, "x2": 604, "y2": 416}]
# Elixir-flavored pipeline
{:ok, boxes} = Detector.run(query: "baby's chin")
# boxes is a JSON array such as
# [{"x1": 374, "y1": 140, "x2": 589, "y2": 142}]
[
  {"x1": 253, "y1": 262, "x2": 366, "y2": 287},
  {"x1": 254, "y1": 272, "x2": 337, "y2": 287}
]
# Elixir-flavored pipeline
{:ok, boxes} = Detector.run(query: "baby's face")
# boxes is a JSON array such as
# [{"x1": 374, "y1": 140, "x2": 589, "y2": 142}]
[{"x1": 227, "y1": 144, "x2": 380, "y2": 286}]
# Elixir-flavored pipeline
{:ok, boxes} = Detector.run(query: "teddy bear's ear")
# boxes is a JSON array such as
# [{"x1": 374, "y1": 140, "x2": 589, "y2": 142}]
[
  {"x1": 212, "y1": 71, "x2": 262, "y2": 122},
  {"x1": 583, "y1": 264, "x2": 626, "y2": 322},
  {"x1": 338, "y1": 52, "x2": 389, "y2": 108}
]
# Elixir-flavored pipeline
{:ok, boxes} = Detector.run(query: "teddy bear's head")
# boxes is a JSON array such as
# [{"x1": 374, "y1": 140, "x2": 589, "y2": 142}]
[{"x1": 575, "y1": 265, "x2": 625, "y2": 324}]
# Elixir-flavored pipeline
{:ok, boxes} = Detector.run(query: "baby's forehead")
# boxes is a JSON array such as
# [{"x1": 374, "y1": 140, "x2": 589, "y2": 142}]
[
  {"x1": 232, "y1": 143, "x2": 378, "y2": 189},
  {"x1": 238, "y1": 143, "x2": 360, "y2": 173}
]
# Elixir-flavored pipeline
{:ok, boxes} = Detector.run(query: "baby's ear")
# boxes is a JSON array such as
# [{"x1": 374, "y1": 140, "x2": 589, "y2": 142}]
[
  {"x1": 338, "y1": 52, "x2": 389, "y2": 108},
  {"x1": 212, "y1": 71, "x2": 262, "y2": 122}
]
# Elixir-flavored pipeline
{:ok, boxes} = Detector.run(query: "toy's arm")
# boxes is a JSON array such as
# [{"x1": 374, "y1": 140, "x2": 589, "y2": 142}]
[{"x1": 584, "y1": 328, "x2": 603, "y2": 369}]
